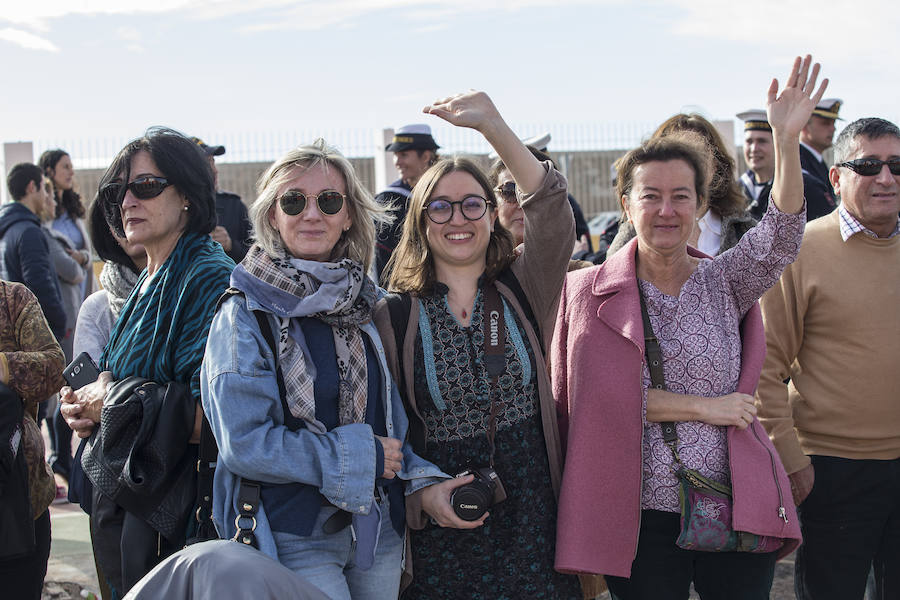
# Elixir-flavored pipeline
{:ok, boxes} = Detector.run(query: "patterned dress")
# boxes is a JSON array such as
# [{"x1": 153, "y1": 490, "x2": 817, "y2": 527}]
[{"x1": 403, "y1": 283, "x2": 580, "y2": 600}]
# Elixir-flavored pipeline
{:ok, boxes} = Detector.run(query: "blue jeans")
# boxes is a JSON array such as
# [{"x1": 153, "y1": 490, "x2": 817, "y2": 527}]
[
  {"x1": 273, "y1": 498, "x2": 403, "y2": 600},
  {"x1": 605, "y1": 510, "x2": 777, "y2": 600},
  {"x1": 795, "y1": 455, "x2": 900, "y2": 600}
]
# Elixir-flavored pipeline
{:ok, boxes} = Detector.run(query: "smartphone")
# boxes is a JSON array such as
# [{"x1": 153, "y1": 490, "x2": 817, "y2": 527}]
[{"x1": 63, "y1": 352, "x2": 101, "y2": 390}]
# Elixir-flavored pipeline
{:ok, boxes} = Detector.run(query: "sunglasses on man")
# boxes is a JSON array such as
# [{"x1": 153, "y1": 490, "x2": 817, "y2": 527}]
[{"x1": 838, "y1": 158, "x2": 900, "y2": 176}]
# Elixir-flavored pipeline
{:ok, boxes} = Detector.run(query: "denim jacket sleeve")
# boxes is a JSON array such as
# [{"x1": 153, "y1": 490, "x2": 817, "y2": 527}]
[{"x1": 200, "y1": 295, "x2": 378, "y2": 511}]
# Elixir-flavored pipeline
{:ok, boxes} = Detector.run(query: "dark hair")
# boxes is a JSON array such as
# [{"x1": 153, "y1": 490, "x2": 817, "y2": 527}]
[
  {"x1": 489, "y1": 145, "x2": 554, "y2": 186},
  {"x1": 833, "y1": 117, "x2": 900, "y2": 164},
  {"x1": 99, "y1": 127, "x2": 216, "y2": 236},
  {"x1": 6, "y1": 163, "x2": 43, "y2": 202},
  {"x1": 386, "y1": 156, "x2": 515, "y2": 295},
  {"x1": 88, "y1": 196, "x2": 141, "y2": 273},
  {"x1": 615, "y1": 136, "x2": 709, "y2": 210},
  {"x1": 38, "y1": 149, "x2": 85, "y2": 220},
  {"x1": 651, "y1": 114, "x2": 747, "y2": 218},
  {"x1": 415, "y1": 148, "x2": 439, "y2": 165}
]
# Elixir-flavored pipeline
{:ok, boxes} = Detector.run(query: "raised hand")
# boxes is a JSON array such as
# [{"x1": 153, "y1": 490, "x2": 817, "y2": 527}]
[
  {"x1": 423, "y1": 91, "x2": 502, "y2": 135},
  {"x1": 767, "y1": 54, "x2": 829, "y2": 138}
]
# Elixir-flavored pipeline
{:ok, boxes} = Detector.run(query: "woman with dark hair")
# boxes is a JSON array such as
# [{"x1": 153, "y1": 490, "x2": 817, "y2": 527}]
[
  {"x1": 489, "y1": 146, "x2": 592, "y2": 271},
  {"x1": 59, "y1": 127, "x2": 233, "y2": 596},
  {"x1": 377, "y1": 91, "x2": 581, "y2": 598},
  {"x1": 608, "y1": 113, "x2": 757, "y2": 258},
  {"x1": 39, "y1": 150, "x2": 94, "y2": 486},
  {"x1": 39, "y1": 149, "x2": 93, "y2": 298},
  {"x1": 553, "y1": 56, "x2": 824, "y2": 599}
]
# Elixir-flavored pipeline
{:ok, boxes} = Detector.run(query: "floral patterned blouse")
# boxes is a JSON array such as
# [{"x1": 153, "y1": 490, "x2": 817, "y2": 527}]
[{"x1": 639, "y1": 200, "x2": 805, "y2": 512}]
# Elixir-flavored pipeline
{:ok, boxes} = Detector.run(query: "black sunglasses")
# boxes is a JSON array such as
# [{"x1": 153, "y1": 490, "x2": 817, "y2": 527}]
[
  {"x1": 101, "y1": 176, "x2": 173, "y2": 205},
  {"x1": 838, "y1": 158, "x2": 900, "y2": 176},
  {"x1": 495, "y1": 181, "x2": 518, "y2": 204},
  {"x1": 278, "y1": 190, "x2": 345, "y2": 216},
  {"x1": 424, "y1": 196, "x2": 490, "y2": 224}
]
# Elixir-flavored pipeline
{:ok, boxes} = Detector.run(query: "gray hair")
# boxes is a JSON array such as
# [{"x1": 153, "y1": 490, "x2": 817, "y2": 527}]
[
  {"x1": 833, "y1": 118, "x2": 900, "y2": 164},
  {"x1": 249, "y1": 139, "x2": 390, "y2": 269}
]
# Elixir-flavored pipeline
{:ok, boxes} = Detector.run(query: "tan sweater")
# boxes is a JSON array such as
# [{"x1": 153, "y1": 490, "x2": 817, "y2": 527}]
[{"x1": 757, "y1": 210, "x2": 900, "y2": 474}]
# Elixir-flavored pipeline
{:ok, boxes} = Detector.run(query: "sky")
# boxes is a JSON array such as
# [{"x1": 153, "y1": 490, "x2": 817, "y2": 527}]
[{"x1": 1, "y1": 0, "x2": 898, "y2": 166}]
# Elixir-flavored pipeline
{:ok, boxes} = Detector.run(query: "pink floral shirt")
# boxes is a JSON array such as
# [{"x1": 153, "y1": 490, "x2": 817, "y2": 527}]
[{"x1": 639, "y1": 201, "x2": 805, "y2": 512}]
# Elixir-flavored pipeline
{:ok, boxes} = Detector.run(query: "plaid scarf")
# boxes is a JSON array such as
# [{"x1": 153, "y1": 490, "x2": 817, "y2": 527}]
[{"x1": 238, "y1": 244, "x2": 374, "y2": 428}]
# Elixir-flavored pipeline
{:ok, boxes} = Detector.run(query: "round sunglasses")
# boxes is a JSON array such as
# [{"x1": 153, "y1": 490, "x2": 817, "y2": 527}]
[
  {"x1": 100, "y1": 176, "x2": 172, "y2": 205},
  {"x1": 278, "y1": 190, "x2": 345, "y2": 216},
  {"x1": 424, "y1": 195, "x2": 490, "y2": 224}
]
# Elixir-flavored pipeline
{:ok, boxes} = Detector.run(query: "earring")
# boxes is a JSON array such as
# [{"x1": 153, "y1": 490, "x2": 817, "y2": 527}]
[{"x1": 183, "y1": 205, "x2": 189, "y2": 212}]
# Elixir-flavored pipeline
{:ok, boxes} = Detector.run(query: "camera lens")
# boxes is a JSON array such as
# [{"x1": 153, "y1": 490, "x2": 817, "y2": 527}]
[
  {"x1": 450, "y1": 479, "x2": 494, "y2": 521},
  {"x1": 73, "y1": 365, "x2": 81, "y2": 375}
]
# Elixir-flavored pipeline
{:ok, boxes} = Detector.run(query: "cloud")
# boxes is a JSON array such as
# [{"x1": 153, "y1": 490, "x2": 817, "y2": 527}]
[
  {"x1": 0, "y1": 27, "x2": 59, "y2": 51},
  {"x1": 234, "y1": 0, "x2": 606, "y2": 32},
  {"x1": 114, "y1": 25, "x2": 145, "y2": 52},
  {"x1": 661, "y1": 0, "x2": 900, "y2": 64},
  {"x1": 1, "y1": 0, "x2": 609, "y2": 35}
]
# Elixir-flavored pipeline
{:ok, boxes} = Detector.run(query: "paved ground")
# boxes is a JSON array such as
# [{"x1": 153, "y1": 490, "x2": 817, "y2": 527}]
[
  {"x1": 43, "y1": 499, "x2": 100, "y2": 599},
  {"x1": 42, "y1": 496, "x2": 799, "y2": 600}
]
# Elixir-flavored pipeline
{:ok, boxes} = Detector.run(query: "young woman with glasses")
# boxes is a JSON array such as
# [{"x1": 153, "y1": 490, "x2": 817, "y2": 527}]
[
  {"x1": 376, "y1": 91, "x2": 581, "y2": 598},
  {"x1": 200, "y1": 139, "x2": 444, "y2": 600}
]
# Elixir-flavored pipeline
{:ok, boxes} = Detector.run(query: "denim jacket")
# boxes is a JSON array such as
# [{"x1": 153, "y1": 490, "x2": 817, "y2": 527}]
[{"x1": 200, "y1": 290, "x2": 447, "y2": 560}]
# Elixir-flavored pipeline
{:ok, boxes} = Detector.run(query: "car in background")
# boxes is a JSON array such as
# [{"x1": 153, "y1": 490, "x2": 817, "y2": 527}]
[{"x1": 582, "y1": 210, "x2": 621, "y2": 263}]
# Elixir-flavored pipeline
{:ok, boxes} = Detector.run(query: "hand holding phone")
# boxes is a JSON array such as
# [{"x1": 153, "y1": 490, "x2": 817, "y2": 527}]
[{"x1": 63, "y1": 352, "x2": 101, "y2": 390}]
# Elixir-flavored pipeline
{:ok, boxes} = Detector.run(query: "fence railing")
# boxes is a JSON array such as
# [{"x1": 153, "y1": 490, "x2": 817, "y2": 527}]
[{"x1": 10, "y1": 120, "x2": 767, "y2": 218}]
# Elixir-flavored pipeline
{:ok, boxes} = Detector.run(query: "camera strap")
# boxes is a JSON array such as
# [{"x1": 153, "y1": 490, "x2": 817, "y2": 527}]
[{"x1": 482, "y1": 282, "x2": 506, "y2": 468}]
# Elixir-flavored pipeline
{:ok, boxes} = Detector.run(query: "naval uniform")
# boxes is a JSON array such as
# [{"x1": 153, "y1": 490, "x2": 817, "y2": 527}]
[{"x1": 800, "y1": 143, "x2": 837, "y2": 222}]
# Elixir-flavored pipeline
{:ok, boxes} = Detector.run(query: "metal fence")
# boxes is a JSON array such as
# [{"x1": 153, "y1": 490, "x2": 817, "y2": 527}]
[{"x1": 23, "y1": 120, "x2": 757, "y2": 219}]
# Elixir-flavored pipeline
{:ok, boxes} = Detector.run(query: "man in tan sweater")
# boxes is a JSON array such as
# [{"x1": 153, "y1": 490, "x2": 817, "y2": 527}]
[{"x1": 758, "y1": 117, "x2": 900, "y2": 600}]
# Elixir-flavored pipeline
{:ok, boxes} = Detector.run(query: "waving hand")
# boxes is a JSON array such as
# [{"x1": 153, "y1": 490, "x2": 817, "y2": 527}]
[{"x1": 767, "y1": 55, "x2": 829, "y2": 138}]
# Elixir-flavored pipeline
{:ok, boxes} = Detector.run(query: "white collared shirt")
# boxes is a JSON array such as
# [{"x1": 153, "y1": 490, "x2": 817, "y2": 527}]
[{"x1": 696, "y1": 210, "x2": 723, "y2": 256}]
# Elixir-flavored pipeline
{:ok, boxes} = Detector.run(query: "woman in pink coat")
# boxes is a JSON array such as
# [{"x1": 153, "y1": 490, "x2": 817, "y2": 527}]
[{"x1": 552, "y1": 56, "x2": 825, "y2": 599}]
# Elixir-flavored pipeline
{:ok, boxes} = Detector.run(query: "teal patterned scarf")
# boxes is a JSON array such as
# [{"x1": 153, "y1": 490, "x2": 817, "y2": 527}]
[{"x1": 100, "y1": 232, "x2": 234, "y2": 401}]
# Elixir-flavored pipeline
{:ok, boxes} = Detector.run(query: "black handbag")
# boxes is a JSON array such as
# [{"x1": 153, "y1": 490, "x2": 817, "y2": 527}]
[{"x1": 0, "y1": 382, "x2": 36, "y2": 560}]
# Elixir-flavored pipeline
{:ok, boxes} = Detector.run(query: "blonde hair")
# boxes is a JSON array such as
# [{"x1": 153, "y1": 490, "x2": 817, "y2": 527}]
[
  {"x1": 249, "y1": 139, "x2": 389, "y2": 268},
  {"x1": 386, "y1": 156, "x2": 514, "y2": 294}
]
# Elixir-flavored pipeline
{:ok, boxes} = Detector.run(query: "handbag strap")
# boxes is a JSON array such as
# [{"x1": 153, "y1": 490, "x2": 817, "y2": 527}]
[{"x1": 638, "y1": 289, "x2": 680, "y2": 459}]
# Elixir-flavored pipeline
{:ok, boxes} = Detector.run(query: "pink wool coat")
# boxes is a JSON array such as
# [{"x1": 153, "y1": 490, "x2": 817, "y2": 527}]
[{"x1": 552, "y1": 238, "x2": 801, "y2": 578}]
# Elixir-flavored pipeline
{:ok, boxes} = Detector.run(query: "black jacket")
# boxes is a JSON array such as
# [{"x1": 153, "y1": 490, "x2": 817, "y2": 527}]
[
  {"x1": 82, "y1": 376, "x2": 197, "y2": 542},
  {"x1": 0, "y1": 382, "x2": 34, "y2": 560},
  {"x1": 0, "y1": 203, "x2": 66, "y2": 340},
  {"x1": 215, "y1": 191, "x2": 251, "y2": 263},
  {"x1": 374, "y1": 179, "x2": 412, "y2": 282},
  {"x1": 799, "y1": 144, "x2": 837, "y2": 221}
]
